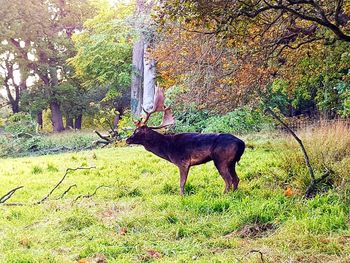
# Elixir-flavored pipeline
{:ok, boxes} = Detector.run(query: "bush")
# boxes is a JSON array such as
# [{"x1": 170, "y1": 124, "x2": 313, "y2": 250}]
[
  {"x1": 0, "y1": 131, "x2": 97, "y2": 157},
  {"x1": 203, "y1": 107, "x2": 273, "y2": 134},
  {"x1": 0, "y1": 135, "x2": 12, "y2": 157},
  {"x1": 173, "y1": 109, "x2": 213, "y2": 132},
  {"x1": 4, "y1": 113, "x2": 36, "y2": 136},
  {"x1": 171, "y1": 107, "x2": 273, "y2": 134}
]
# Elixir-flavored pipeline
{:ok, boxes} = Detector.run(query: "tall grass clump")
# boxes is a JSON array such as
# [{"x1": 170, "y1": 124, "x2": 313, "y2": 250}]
[{"x1": 280, "y1": 121, "x2": 350, "y2": 192}]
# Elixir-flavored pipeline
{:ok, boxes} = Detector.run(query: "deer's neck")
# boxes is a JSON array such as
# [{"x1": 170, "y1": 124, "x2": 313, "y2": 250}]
[{"x1": 143, "y1": 131, "x2": 171, "y2": 162}]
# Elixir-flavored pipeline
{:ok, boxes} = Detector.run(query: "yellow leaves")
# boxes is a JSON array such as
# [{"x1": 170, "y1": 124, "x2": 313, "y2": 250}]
[
  {"x1": 19, "y1": 238, "x2": 31, "y2": 248},
  {"x1": 226, "y1": 38, "x2": 235, "y2": 47},
  {"x1": 119, "y1": 226, "x2": 128, "y2": 235},
  {"x1": 223, "y1": 63, "x2": 231, "y2": 69},
  {"x1": 284, "y1": 186, "x2": 294, "y2": 197}
]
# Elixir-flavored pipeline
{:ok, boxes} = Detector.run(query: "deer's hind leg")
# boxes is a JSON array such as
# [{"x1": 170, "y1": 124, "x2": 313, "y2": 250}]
[
  {"x1": 213, "y1": 160, "x2": 233, "y2": 193},
  {"x1": 229, "y1": 161, "x2": 240, "y2": 191}
]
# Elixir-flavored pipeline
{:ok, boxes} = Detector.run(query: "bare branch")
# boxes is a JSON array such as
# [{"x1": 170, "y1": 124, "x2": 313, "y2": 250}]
[
  {"x1": 36, "y1": 166, "x2": 96, "y2": 204},
  {"x1": 265, "y1": 108, "x2": 321, "y2": 198},
  {"x1": 0, "y1": 186, "x2": 24, "y2": 204},
  {"x1": 265, "y1": 108, "x2": 315, "y2": 182},
  {"x1": 274, "y1": 37, "x2": 322, "y2": 58},
  {"x1": 272, "y1": 4, "x2": 350, "y2": 42},
  {"x1": 247, "y1": 249, "x2": 266, "y2": 263},
  {"x1": 230, "y1": 1, "x2": 350, "y2": 42},
  {"x1": 94, "y1": 130, "x2": 112, "y2": 142},
  {"x1": 56, "y1": 184, "x2": 77, "y2": 200},
  {"x1": 71, "y1": 185, "x2": 111, "y2": 204}
]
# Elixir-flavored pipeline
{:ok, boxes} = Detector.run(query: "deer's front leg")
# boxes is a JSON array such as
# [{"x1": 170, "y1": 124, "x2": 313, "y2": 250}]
[{"x1": 178, "y1": 165, "x2": 190, "y2": 196}]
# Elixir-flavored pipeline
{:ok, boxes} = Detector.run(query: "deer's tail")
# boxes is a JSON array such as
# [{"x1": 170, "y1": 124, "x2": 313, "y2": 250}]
[{"x1": 235, "y1": 140, "x2": 245, "y2": 164}]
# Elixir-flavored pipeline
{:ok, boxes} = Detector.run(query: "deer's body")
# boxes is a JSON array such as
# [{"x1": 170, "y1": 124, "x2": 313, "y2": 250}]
[{"x1": 126, "y1": 127, "x2": 245, "y2": 195}]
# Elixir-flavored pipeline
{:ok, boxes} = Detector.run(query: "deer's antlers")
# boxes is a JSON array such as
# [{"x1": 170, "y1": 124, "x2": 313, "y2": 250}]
[{"x1": 135, "y1": 86, "x2": 175, "y2": 129}]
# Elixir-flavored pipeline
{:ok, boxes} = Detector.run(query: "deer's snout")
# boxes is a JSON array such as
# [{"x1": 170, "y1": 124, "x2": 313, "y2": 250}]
[
  {"x1": 126, "y1": 137, "x2": 132, "y2": 144},
  {"x1": 126, "y1": 134, "x2": 138, "y2": 144}
]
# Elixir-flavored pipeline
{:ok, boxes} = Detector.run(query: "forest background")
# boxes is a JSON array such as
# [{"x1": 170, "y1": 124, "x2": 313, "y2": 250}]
[{"x1": 0, "y1": 0, "x2": 349, "y2": 157}]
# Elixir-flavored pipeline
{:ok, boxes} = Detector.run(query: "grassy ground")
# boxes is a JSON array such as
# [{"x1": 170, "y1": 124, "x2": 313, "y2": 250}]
[{"x1": 0, "y1": 139, "x2": 349, "y2": 262}]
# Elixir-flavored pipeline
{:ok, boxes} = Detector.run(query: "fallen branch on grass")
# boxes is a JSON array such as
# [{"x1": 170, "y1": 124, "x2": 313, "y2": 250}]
[
  {"x1": 94, "y1": 130, "x2": 112, "y2": 142},
  {"x1": 0, "y1": 186, "x2": 24, "y2": 204},
  {"x1": 94, "y1": 130, "x2": 113, "y2": 146},
  {"x1": 36, "y1": 166, "x2": 96, "y2": 204},
  {"x1": 1, "y1": 166, "x2": 100, "y2": 206},
  {"x1": 71, "y1": 185, "x2": 111, "y2": 204},
  {"x1": 56, "y1": 184, "x2": 77, "y2": 200}
]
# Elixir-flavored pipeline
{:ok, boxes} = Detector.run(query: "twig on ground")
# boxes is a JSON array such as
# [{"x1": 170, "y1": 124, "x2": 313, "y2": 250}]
[
  {"x1": 246, "y1": 249, "x2": 265, "y2": 263},
  {"x1": 0, "y1": 186, "x2": 24, "y2": 204},
  {"x1": 93, "y1": 127, "x2": 120, "y2": 147},
  {"x1": 71, "y1": 185, "x2": 111, "y2": 205},
  {"x1": 1, "y1": 202, "x2": 25, "y2": 206},
  {"x1": 56, "y1": 184, "x2": 77, "y2": 200},
  {"x1": 1, "y1": 166, "x2": 97, "y2": 206},
  {"x1": 37, "y1": 166, "x2": 96, "y2": 204},
  {"x1": 83, "y1": 185, "x2": 111, "y2": 198}
]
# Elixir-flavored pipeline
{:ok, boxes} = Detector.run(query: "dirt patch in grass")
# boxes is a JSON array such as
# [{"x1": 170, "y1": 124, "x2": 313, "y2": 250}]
[{"x1": 226, "y1": 223, "x2": 277, "y2": 239}]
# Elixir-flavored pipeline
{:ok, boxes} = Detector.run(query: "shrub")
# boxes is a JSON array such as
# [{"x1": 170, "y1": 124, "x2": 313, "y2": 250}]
[
  {"x1": 4, "y1": 113, "x2": 36, "y2": 136},
  {"x1": 172, "y1": 109, "x2": 213, "y2": 133},
  {"x1": 203, "y1": 107, "x2": 273, "y2": 134},
  {"x1": 0, "y1": 131, "x2": 97, "y2": 157},
  {"x1": 0, "y1": 135, "x2": 12, "y2": 157},
  {"x1": 170, "y1": 107, "x2": 273, "y2": 134}
]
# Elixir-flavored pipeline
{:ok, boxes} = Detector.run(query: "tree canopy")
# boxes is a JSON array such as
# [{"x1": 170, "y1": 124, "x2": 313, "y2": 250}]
[{"x1": 152, "y1": 0, "x2": 350, "y2": 116}]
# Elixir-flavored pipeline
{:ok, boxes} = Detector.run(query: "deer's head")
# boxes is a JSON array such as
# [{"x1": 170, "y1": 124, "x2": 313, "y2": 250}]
[{"x1": 126, "y1": 87, "x2": 175, "y2": 145}]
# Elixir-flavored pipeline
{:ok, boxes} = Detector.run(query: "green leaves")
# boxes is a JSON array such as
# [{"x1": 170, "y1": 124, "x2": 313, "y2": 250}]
[{"x1": 69, "y1": 0, "x2": 134, "y2": 98}]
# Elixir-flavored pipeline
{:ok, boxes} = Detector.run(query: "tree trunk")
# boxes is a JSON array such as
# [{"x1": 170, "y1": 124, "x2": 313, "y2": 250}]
[
  {"x1": 3, "y1": 59, "x2": 22, "y2": 114},
  {"x1": 131, "y1": 0, "x2": 155, "y2": 117},
  {"x1": 74, "y1": 114, "x2": 82, "y2": 130},
  {"x1": 10, "y1": 101, "x2": 20, "y2": 114},
  {"x1": 50, "y1": 101, "x2": 65, "y2": 132},
  {"x1": 48, "y1": 66, "x2": 64, "y2": 132},
  {"x1": 131, "y1": 39, "x2": 144, "y2": 117},
  {"x1": 66, "y1": 117, "x2": 74, "y2": 130},
  {"x1": 4, "y1": 83, "x2": 20, "y2": 114},
  {"x1": 142, "y1": 43, "x2": 156, "y2": 112},
  {"x1": 113, "y1": 113, "x2": 120, "y2": 129},
  {"x1": 36, "y1": 111, "x2": 43, "y2": 130}
]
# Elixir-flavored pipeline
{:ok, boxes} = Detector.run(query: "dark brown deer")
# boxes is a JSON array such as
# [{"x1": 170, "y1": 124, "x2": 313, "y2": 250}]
[{"x1": 126, "y1": 88, "x2": 245, "y2": 195}]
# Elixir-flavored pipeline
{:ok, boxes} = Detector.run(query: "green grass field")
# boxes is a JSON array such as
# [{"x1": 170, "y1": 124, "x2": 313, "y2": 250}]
[{"x1": 0, "y1": 141, "x2": 349, "y2": 262}]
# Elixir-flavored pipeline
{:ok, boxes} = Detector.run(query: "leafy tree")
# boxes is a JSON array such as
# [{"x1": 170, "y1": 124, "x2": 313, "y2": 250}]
[
  {"x1": 0, "y1": 0, "x2": 94, "y2": 131},
  {"x1": 0, "y1": 43, "x2": 29, "y2": 114},
  {"x1": 69, "y1": 0, "x2": 134, "y2": 126},
  {"x1": 70, "y1": 0, "x2": 133, "y2": 100},
  {"x1": 152, "y1": 0, "x2": 350, "y2": 116},
  {"x1": 20, "y1": 84, "x2": 48, "y2": 129}
]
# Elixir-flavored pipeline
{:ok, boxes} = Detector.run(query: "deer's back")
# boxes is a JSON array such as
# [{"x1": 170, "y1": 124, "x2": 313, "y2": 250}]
[{"x1": 166, "y1": 132, "x2": 245, "y2": 165}]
